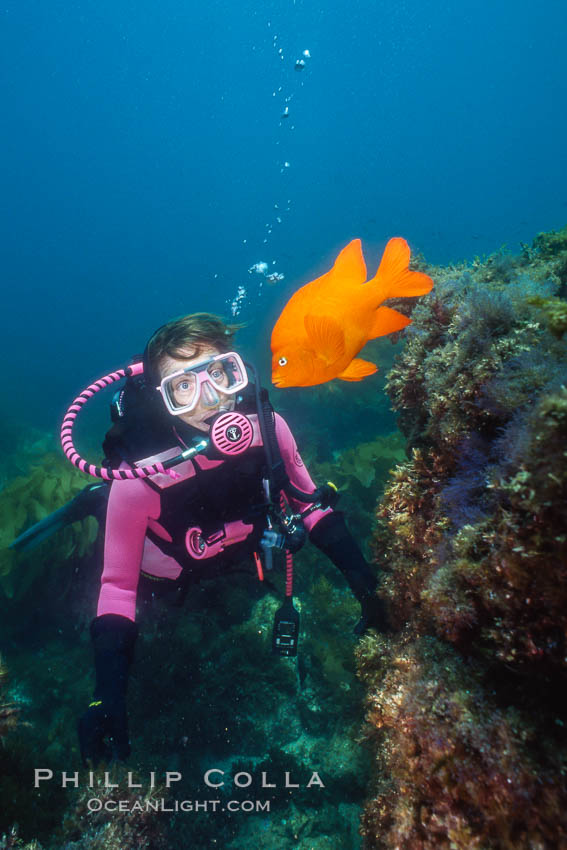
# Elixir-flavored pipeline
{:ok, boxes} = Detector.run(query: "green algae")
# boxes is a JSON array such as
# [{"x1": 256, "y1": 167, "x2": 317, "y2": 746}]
[
  {"x1": 0, "y1": 454, "x2": 98, "y2": 602},
  {"x1": 526, "y1": 294, "x2": 567, "y2": 337}
]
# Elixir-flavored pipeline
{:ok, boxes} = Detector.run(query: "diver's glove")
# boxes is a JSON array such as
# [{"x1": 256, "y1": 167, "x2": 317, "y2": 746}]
[
  {"x1": 78, "y1": 614, "x2": 138, "y2": 767},
  {"x1": 353, "y1": 591, "x2": 390, "y2": 637},
  {"x1": 309, "y1": 512, "x2": 389, "y2": 635}
]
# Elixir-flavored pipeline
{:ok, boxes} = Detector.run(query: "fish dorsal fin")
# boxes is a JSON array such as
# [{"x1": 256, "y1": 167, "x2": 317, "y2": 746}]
[
  {"x1": 304, "y1": 314, "x2": 345, "y2": 363},
  {"x1": 368, "y1": 306, "x2": 411, "y2": 340},
  {"x1": 330, "y1": 239, "x2": 367, "y2": 285},
  {"x1": 336, "y1": 358, "x2": 378, "y2": 381}
]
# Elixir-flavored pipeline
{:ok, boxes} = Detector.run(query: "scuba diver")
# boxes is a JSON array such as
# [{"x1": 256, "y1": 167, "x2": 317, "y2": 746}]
[{"x1": 12, "y1": 312, "x2": 387, "y2": 766}]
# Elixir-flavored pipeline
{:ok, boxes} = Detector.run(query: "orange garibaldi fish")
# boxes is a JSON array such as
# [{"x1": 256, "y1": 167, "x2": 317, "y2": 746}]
[{"x1": 271, "y1": 237, "x2": 434, "y2": 388}]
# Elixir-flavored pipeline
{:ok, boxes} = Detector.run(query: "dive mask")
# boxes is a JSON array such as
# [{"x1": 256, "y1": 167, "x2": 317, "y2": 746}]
[{"x1": 157, "y1": 351, "x2": 248, "y2": 415}]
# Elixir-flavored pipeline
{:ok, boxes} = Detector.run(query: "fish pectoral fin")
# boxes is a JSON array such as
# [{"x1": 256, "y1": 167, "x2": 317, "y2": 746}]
[
  {"x1": 336, "y1": 358, "x2": 378, "y2": 381},
  {"x1": 304, "y1": 314, "x2": 345, "y2": 363},
  {"x1": 368, "y1": 306, "x2": 411, "y2": 339}
]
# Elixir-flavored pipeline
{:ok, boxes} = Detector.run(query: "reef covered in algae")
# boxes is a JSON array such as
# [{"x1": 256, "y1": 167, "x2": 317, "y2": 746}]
[{"x1": 358, "y1": 226, "x2": 567, "y2": 848}]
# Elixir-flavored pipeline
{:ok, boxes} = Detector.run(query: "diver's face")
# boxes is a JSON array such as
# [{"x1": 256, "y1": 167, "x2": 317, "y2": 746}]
[{"x1": 158, "y1": 346, "x2": 236, "y2": 432}]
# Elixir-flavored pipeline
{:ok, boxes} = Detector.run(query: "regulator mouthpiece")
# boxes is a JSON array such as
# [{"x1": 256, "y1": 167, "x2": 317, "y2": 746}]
[{"x1": 209, "y1": 411, "x2": 254, "y2": 457}]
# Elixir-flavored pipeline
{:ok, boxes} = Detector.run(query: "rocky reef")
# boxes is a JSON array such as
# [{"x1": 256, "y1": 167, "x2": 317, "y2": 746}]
[{"x1": 358, "y1": 226, "x2": 567, "y2": 848}]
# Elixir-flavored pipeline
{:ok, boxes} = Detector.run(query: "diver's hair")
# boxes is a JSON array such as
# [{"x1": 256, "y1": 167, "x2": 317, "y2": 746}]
[{"x1": 146, "y1": 313, "x2": 243, "y2": 376}]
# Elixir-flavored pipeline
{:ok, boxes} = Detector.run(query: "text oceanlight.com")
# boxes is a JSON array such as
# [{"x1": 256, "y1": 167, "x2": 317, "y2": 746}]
[{"x1": 86, "y1": 798, "x2": 271, "y2": 814}]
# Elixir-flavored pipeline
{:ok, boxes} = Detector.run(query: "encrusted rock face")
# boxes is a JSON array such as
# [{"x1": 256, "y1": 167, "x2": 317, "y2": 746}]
[
  {"x1": 0, "y1": 654, "x2": 20, "y2": 740},
  {"x1": 359, "y1": 227, "x2": 567, "y2": 849},
  {"x1": 357, "y1": 635, "x2": 566, "y2": 850}
]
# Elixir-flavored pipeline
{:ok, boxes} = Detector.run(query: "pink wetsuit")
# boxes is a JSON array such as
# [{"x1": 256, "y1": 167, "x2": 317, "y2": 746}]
[{"x1": 98, "y1": 413, "x2": 331, "y2": 622}]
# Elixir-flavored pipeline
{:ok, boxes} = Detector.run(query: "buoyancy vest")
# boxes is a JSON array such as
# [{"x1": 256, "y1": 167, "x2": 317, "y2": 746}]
[
  {"x1": 144, "y1": 446, "x2": 270, "y2": 573},
  {"x1": 102, "y1": 379, "x2": 275, "y2": 573}
]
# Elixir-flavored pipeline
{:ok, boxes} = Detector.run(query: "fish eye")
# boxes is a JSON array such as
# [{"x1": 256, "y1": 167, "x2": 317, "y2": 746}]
[{"x1": 278, "y1": 357, "x2": 288, "y2": 367}]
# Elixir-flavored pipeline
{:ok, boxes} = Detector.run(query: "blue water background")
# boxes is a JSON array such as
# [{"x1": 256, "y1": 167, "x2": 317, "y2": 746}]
[{"x1": 1, "y1": 0, "x2": 566, "y2": 435}]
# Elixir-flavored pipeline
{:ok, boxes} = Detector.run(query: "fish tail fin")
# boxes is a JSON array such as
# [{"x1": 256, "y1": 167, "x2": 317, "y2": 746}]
[{"x1": 369, "y1": 237, "x2": 434, "y2": 300}]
